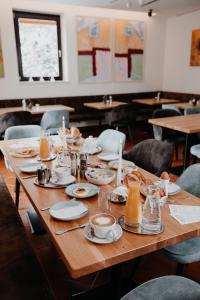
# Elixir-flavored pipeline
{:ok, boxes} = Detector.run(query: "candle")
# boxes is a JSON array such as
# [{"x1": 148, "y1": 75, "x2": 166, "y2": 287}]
[
  {"x1": 116, "y1": 139, "x2": 122, "y2": 186},
  {"x1": 62, "y1": 116, "x2": 65, "y2": 131}
]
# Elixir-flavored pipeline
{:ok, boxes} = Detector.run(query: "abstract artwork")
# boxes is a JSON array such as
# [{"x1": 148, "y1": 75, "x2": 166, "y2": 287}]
[
  {"x1": 114, "y1": 19, "x2": 144, "y2": 81},
  {"x1": 0, "y1": 34, "x2": 4, "y2": 78},
  {"x1": 190, "y1": 29, "x2": 200, "y2": 66},
  {"x1": 77, "y1": 17, "x2": 111, "y2": 82}
]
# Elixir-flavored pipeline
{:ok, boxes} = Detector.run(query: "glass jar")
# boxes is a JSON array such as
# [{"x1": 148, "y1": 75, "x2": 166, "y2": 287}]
[{"x1": 141, "y1": 184, "x2": 161, "y2": 233}]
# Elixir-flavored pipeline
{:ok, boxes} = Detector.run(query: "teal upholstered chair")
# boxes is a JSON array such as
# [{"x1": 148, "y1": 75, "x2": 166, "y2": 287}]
[
  {"x1": 184, "y1": 107, "x2": 200, "y2": 115},
  {"x1": 40, "y1": 110, "x2": 69, "y2": 135},
  {"x1": 163, "y1": 164, "x2": 200, "y2": 274},
  {"x1": 4, "y1": 125, "x2": 42, "y2": 208},
  {"x1": 97, "y1": 129, "x2": 126, "y2": 153},
  {"x1": 120, "y1": 276, "x2": 200, "y2": 300}
]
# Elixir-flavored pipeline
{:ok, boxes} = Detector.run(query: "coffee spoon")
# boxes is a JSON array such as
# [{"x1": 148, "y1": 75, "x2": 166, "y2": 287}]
[{"x1": 55, "y1": 223, "x2": 87, "y2": 235}]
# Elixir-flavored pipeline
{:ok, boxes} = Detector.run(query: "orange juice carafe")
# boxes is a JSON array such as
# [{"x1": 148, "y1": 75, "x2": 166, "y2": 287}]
[
  {"x1": 125, "y1": 182, "x2": 142, "y2": 226},
  {"x1": 39, "y1": 136, "x2": 50, "y2": 160}
]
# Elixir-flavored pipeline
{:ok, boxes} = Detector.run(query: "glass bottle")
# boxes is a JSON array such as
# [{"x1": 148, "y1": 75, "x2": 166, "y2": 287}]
[
  {"x1": 125, "y1": 182, "x2": 142, "y2": 227},
  {"x1": 141, "y1": 184, "x2": 161, "y2": 233}
]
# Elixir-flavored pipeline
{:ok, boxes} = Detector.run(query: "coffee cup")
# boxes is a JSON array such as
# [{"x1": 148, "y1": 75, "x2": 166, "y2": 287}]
[
  {"x1": 89, "y1": 213, "x2": 118, "y2": 241},
  {"x1": 52, "y1": 167, "x2": 71, "y2": 182}
]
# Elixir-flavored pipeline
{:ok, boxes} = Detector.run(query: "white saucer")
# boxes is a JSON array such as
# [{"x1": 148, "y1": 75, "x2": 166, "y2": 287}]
[
  {"x1": 168, "y1": 182, "x2": 181, "y2": 195},
  {"x1": 37, "y1": 153, "x2": 57, "y2": 162},
  {"x1": 97, "y1": 153, "x2": 119, "y2": 162},
  {"x1": 83, "y1": 223, "x2": 123, "y2": 244},
  {"x1": 50, "y1": 175, "x2": 76, "y2": 186},
  {"x1": 49, "y1": 200, "x2": 88, "y2": 221}
]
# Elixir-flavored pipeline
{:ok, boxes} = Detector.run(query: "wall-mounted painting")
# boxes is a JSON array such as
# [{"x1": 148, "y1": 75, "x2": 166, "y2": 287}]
[
  {"x1": 0, "y1": 34, "x2": 4, "y2": 78},
  {"x1": 114, "y1": 19, "x2": 144, "y2": 81},
  {"x1": 77, "y1": 16, "x2": 111, "y2": 82},
  {"x1": 190, "y1": 29, "x2": 200, "y2": 66}
]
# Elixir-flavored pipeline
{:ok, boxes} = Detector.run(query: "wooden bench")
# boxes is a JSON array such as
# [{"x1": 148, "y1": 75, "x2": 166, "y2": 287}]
[{"x1": 0, "y1": 174, "x2": 55, "y2": 300}]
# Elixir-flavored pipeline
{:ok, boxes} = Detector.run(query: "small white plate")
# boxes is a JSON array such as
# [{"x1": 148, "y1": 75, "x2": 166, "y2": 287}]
[
  {"x1": 50, "y1": 175, "x2": 76, "y2": 186},
  {"x1": 49, "y1": 200, "x2": 88, "y2": 221},
  {"x1": 168, "y1": 182, "x2": 181, "y2": 195},
  {"x1": 20, "y1": 161, "x2": 40, "y2": 173},
  {"x1": 83, "y1": 223, "x2": 123, "y2": 244},
  {"x1": 37, "y1": 153, "x2": 57, "y2": 162},
  {"x1": 97, "y1": 153, "x2": 119, "y2": 162},
  {"x1": 108, "y1": 159, "x2": 135, "y2": 170},
  {"x1": 65, "y1": 183, "x2": 99, "y2": 198},
  {"x1": 11, "y1": 149, "x2": 38, "y2": 158}
]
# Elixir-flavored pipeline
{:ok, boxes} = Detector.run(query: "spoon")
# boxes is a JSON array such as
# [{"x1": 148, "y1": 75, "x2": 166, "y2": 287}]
[
  {"x1": 55, "y1": 223, "x2": 87, "y2": 235},
  {"x1": 22, "y1": 175, "x2": 37, "y2": 179}
]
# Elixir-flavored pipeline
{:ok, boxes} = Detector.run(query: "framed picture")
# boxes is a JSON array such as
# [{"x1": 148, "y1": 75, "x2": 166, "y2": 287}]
[
  {"x1": 0, "y1": 33, "x2": 4, "y2": 78},
  {"x1": 190, "y1": 29, "x2": 200, "y2": 66}
]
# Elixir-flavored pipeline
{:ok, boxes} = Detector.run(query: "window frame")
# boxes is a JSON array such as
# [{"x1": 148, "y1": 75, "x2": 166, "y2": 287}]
[{"x1": 13, "y1": 10, "x2": 63, "y2": 81}]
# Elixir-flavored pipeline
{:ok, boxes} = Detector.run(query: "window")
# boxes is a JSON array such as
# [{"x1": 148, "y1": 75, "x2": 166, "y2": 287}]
[{"x1": 13, "y1": 11, "x2": 62, "y2": 81}]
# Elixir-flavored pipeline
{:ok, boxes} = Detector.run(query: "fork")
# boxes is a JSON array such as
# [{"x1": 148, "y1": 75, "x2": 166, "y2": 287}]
[
  {"x1": 21, "y1": 175, "x2": 37, "y2": 179},
  {"x1": 55, "y1": 223, "x2": 87, "y2": 235}
]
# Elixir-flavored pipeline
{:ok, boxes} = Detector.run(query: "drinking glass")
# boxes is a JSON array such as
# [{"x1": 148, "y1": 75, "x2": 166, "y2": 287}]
[
  {"x1": 39, "y1": 130, "x2": 50, "y2": 160},
  {"x1": 141, "y1": 184, "x2": 161, "y2": 233},
  {"x1": 125, "y1": 181, "x2": 142, "y2": 227},
  {"x1": 98, "y1": 190, "x2": 111, "y2": 213}
]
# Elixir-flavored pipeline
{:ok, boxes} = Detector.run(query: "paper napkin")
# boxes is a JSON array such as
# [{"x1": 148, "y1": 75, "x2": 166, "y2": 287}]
[{"x1": 169, "y1": 205, "x2": 200, "y2": 225}]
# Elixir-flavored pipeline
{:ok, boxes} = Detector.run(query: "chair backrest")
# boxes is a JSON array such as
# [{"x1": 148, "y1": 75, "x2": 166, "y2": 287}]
[
  {"x1": 152, "y1": 109, "x2": 182, "y2": 140},
  {"x1": 104, "y1": 106, "x2": 136, "y2": 126},
  {"x1": 123, "y1": 139, "x2": 174, "y2": 176},
  {"x1": 97, "y1": 129, "x2": 126, "y2": 153},
  {"x1": 4, "y1": 125, "x2": 42, "y2": 140},
  {"x1": 40, "y1": 110, "x2": 69, "y2": 134},
  {"x1": 177, "y1": 164, "x2": 200, "y2": 198},
  {"x1": 162, "y1": 104, "x2": 181, "y2": 114},
  {"x1": 184, "y1": 107, "x2": 200, "y2": 115},
  {"x1": 0, "y1": 111, "x2": 33, "y2": 138}
]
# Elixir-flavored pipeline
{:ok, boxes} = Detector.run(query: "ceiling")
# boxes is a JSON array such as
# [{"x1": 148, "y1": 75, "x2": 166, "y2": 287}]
[{"x1": 36, "y1": 0, "x2": 200, "y2": 17}]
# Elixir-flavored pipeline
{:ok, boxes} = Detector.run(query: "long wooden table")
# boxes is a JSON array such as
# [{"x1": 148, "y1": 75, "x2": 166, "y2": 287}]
[
  {"x1": 133, "y1": 98, "x2": 180, "y2": 106},
  {"x1": 1, "y1": 138, "x2": 200, "y2": 298},
  {"x1": 149, "y1": 114, "x2": 200, "y2": 169},
  {"x1": 0, "y1": 104, "x2": 75, "y2": 116}
]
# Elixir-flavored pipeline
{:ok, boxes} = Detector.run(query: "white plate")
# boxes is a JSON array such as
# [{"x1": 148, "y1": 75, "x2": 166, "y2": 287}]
[
  {"x1": 49, "y1": 200, "x2": 88, "y2": 221},
  {"x1": 108, "y1": 160, "x2": 135, "y2": 170},
  {"x1": 11, "y1": 149, "x2": 38, "y2": 158},
  {"x1": 168, "y1": 182, "x2": 181, "y2": 195},
  {"x1": 50, "y1": 174, "x2": 76, "y2": 186},
  {"x1": 97, "y1": 153, "x2": 119, "y2": 162},
  {"x1": 83, "y1": 223, "x2": 123, "y2": 244},
  {"x1": 65, "y1": 183, "x2": 99, "y2": 198},
  {"x1": 20, "y1": 161, "x2": 40, "y2": 173},
  {"x1": 37, "y1": 153, "x2": 57, "y2": 162}
]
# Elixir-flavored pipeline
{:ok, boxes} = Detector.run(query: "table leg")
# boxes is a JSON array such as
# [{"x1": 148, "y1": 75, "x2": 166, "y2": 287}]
[
  {"x1": 15, "y1": 177, "x2": 20, "y2": 209},
  {"x1": 183, "y1": 134, "x2": 191, "y2": 170}
]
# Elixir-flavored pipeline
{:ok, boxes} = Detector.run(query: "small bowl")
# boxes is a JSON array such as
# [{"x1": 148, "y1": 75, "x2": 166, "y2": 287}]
[{"x1": 85, "y1": 168, "x2": 115, "y2": 185}]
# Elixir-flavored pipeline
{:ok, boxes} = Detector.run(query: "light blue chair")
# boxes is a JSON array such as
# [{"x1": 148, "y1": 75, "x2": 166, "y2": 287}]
[
  {"x1": 120, "y1": 276, "x2": 200, "y2": 300},
  {"x1": 163, "y1": 164, "x2": 200, "y2": 274},
  {"x1": 184, "y1": 107, "x2": 200, "y2": 115},
  {"x1": 162, "y1": 104, "x2": 181, "y2": 114},
  {"x1": 40, "y1": 110, "x2": 69, "y2": 135},
  {"x1": 185, "y1": 108, "x2": 200, "y2": 161},
  {"x1": 97, "y1": 129, "x2": 126, "y2": 153},
  {"x1": 4, "y1": 125, "x2": 42, "y2": 208}
]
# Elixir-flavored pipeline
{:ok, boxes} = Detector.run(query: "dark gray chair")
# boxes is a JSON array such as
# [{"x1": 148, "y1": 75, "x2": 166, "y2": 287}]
[
  {"x1": 163, "y1": 164, "x2": 200, "y2": 274},
  {"x1": 123, "y1": 139, "x2": 174, "y2": 176},
  {"x1": 184, "y1": 107, "x2": 200, "y2": 115},
  {"x1": 120, "y1": 276, "x2": 200, "y2": 300},
  {"x1": 40, "y1": 109, "x2": 69, "y2": 134},
  {"x1": 0, "y1": 111, "x2": 33, "y2": 139},
  {"x1": 152, "y1": 108, "x2": 184, "y2": 160},
  {"x1": 104, "y1": 106, "x2": 136, "y2": 142},
  {"x1": 185, "y1": 108, "x2": 200, "y2": 161}
]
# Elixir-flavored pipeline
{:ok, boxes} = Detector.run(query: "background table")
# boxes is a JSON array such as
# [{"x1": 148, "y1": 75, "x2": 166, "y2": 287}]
[
  {"x1": 133, "y1": 98, "x2": 180, "y2": 106},
  {"x1": 0, "y1": 104, "x2": 75, "y2": 116},
  {"x1": 84, "y1": 101, "x2": 127, "y2": 110},
  {"x1": 149, "y1": 114, "x2": 200, "y2": 169}
]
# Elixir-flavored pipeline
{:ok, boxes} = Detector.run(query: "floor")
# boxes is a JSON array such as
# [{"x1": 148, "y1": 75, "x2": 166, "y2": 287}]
[{"x1": 1, "y1": 126, "x2": 200, "y2": 300}]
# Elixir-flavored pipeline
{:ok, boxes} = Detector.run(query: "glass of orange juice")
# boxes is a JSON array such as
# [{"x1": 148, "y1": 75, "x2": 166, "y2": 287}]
[
  {"x1": 39, "y1": 131, "x2": 50, "y2": 160},
  {"x1": 125, "y1": 181, "x2": 142, "y2": 227}
]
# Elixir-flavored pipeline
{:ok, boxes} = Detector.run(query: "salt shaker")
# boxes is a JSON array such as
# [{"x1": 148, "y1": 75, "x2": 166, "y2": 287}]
[
  {"x1": 70, "y1": 152, "x2": 78, "y2": 177},
  {"x1": 22, "y1": 99, "x2": 27, "y2": 110},
  {"x1": 80, "y1": 152, "x2": 87, "y2": 178}
]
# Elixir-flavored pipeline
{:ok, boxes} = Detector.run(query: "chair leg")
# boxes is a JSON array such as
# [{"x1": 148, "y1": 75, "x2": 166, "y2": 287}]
[
  {"x1": 129, "y1": 256, "x2": 142, "y2": 279},
  {"x1": 175, "y1": 145, "x2": 179, "y2": 161},
  {"x1": 128, "y1": 125, "x2": 133, "y2": 143},
  {"x1": 192, "y1": 155, "x2": 197, "y2": 164},
  {"x1": 15, "y1": 178, "x2": 20, "y2": 209},
  {"x1": 176, "y1": 263, "x2": 185, "y2": 276}
]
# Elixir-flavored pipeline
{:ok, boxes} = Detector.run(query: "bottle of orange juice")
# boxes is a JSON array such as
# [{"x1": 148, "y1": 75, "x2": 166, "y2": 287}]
[
  {"x1": 39, "y1": 133, "x2": 50, "y2": 160},
  {"x1": 125, "y1": 181, "x2": 142, "y2": 227}
]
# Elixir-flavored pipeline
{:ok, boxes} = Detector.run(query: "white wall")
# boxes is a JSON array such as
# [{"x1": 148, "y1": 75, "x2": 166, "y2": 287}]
[
  {"x1": 163, "y1": 10, "x2": 200, "y2": 94},
  {"x1": 0, "y1": 0, "x2": 166, "y2": 100}
]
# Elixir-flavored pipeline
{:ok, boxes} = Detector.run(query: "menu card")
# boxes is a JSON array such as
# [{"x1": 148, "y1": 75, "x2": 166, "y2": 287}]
[{"x1": 169, "y1": 205, "x2": 200, "y2": 224}]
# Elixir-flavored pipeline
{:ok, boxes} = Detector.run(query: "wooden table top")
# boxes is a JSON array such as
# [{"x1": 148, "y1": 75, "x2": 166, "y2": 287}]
[
  {"x1": 1, "y1": 138, "x2": 200, "y2": 279},
  {"x1": 172, "y1": 102, "x2": 200, "y2": 110},
  {"x1": 133, "y1": 98, "x2": 180, "y2": 106},
  {"x1": 84, "y1": 101, "x2": 127, "y2": 110},
  {"x1": 149, "y1": 114, "x2": 200, "y2": 134},
  {"x1": 0, "y1": 104, "x2": 75, "y2": 116}
]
